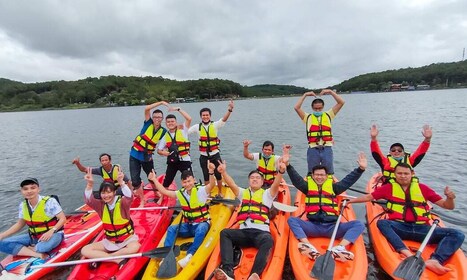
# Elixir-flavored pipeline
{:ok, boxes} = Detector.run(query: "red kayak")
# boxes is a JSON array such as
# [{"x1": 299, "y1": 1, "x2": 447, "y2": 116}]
[{"x1": 67, "y1": 174, "x2": 177, "y2": 280}]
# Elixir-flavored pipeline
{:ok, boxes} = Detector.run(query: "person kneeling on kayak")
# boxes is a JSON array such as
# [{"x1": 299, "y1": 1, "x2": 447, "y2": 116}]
[
  {"x1": 213, "y1": 159, "x2": 286, "y2": 280},
  {"x1": 148, "y1": 161, "x2": 216, "y2": 268},
  {"x1": 81, "y1": 167, "x2": 141, "y2": 269},
  {"x1": 284, "y1": 147, "x2": 367, "y2": 262},
  {"x1": 0, "y1": 178, "x2": 66, "y2": 260},
  {"x1": 349, "y1": 163, "x2": 465, "y2": 275}
]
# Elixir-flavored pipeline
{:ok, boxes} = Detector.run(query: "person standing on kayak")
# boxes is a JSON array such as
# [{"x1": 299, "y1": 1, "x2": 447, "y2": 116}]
[
  {"x1": 243, "y1": 140, "x2": 282, "y2": 189},
  {"x1": 283, "y1": 146, "x2": 366, "y2": 262},
  {"x1": 188, "y1": 100, "x2": 234, "y2": 196},
  {"x1": 129, "y1": 101, "x2": 169, "y2": 207},
  {"x1": 370, "y1": 124, "x2": 432, "y2": 181},
  {"x1": 81, "y1": 167, "x2": 140, "y2": 269},
  {"x1": 157, "y1": 106, "x2": 192, "y2": 188},
  {"x1": 294, "y1": 89, "x2": 345, "y2": 174},
  {"x1": 148, "y1": 161, "x2": 216, "y2": 268},
  {"x1": 72, "y1": 153, "x2": 131, "y2": 190},
  {"x1": 349, "y1": 163, "x2": 464, "y2": 275},
  {"x1": 213, "y1": 159, "x2": 286, "y2": 280},
  {"x1": 0, "y1": 178, "x2": 66, "y2": 259}
]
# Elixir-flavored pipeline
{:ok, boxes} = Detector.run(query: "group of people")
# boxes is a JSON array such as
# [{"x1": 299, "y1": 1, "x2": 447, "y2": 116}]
[{"x1": 0, "y1": 90, "x2": 464, "y2": 279}]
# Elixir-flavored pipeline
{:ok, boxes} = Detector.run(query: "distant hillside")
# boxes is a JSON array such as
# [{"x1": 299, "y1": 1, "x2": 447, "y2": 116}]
[{"x1": 243, "y1": 84, "x2": 308, "y2": 97}]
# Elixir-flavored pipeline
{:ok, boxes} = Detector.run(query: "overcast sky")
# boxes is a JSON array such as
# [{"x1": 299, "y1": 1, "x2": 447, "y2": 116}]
[{"x1": 0, "y1": 0, "x2": 466, "y2": 88}]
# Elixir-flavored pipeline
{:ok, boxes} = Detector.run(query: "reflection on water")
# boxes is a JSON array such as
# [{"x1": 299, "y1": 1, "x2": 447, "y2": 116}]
[{"x1": 1, "y1": 89, "x2": 466, "y2": 279}]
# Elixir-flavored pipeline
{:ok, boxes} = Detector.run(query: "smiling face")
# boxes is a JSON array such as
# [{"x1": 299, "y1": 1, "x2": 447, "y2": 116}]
[
  {"x1": 389, "y1": 145, "x2": 404, "y2": 158},
  {"x1": 20, "y1": 183, "x2": 40, "y2": 201},
  {"x1": 262, "y1": 145, "x2": 274, "y2": 157},
  {"x1": 201, "y1": 111, "x2": 211, "y2": 124},
  {"x1": 165, "y1": 117, "x2": 178, "y2": 131},
  {"x1": 311, "y1": 168, "x2": 328, "y2": 185},
  {"x1": 100, "y1": 188, "x2": 116, "y2": 204},
  {"x1": 181, "y1": 176, "x2": 195, "y2": 191},
  {"x1": 248, "y1": 171, "x2": 264, "y2": 190},
  {"x1": 152, "y1": 112, "x2": 164, "y2": 127}
]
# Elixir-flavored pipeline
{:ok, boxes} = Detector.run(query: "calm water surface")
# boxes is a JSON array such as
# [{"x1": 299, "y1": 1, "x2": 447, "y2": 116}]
[{"x1": 1, "y1": 89, "x2": 466, "y2": 279}]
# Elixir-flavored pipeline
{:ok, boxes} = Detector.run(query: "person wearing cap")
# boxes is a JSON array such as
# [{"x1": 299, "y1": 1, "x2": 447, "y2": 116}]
[
  {"x1": 294, "y1": 89, "x2": 345, "y2": 174},
  {"x1": 0, "y1": 178, "x2": 66, "y2": 259},
  {"x1": 370, "y1": 124, "x2": 432, "y2": 181}
]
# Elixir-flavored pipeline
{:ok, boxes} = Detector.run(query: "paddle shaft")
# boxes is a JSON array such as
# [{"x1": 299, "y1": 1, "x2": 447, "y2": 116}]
[
  {"x1": 416, "y1": 219, "x2": 440, "y2": 255},
  {"x1": 326, "y1": 199, "x2": 348, "y2": 250},
  {"x1": 30, "y1": 252, "x2": 144, "y2": 269}
]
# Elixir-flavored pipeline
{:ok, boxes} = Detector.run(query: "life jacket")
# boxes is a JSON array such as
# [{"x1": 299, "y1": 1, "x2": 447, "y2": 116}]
[
  {"x1": 132, "y1": 124, "x2": 166, "y2": 154},
  {"x1": 164, "y1": 129, "x2": 191, "y2": 158},
  {"x1": 101, "y1": 165, "x2": 120, "y2": 186},
  {"x1": 305, "y1": 175, "x2": 339, "y2": 222},
  {"x1": 306, "y1": 113, "x2": 333, "y2": 145},
  {"x1": 198, "y1": 122, "x2": 220, "y2": 155},
  {"x1": 23, "y1": 196, "x2": 59, "y2": 239},
  {"x1": 102, "y1": 196, "x2": 134, "y2": 243},
  {"x1": 383, "y1": 153, "x2": 412, "y2": 178},
  {"x1": 236, "y1": 188, "x2": 270, "y2": 225},
  {"x1": 257, "y1": 154, "x2": 277, "y2": 186},
  {"x1": 386, "y1": 177, "x2": 431, "y2": 224},
  {"x1": 176, "y1": 185, "x2": 210, "y2": 223}
]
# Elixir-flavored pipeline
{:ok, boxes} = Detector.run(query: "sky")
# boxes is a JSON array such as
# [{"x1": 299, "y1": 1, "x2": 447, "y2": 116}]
[{"x1": 0, "y1": 0, "x2": 466, "y2": 88}]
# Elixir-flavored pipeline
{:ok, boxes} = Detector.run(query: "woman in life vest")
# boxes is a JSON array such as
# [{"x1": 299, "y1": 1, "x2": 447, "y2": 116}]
[
  {"x1": 81, "y1": 167, "x2": 140, "y2": 268},
  {"x1": 0, "y1": 178, "x2": 66, "y2": 259}
]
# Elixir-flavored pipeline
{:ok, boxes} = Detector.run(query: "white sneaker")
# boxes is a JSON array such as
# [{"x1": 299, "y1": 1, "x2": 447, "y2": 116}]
[
  {"x1": 330, "y1": 245, "x2": 354, "y2": 262},
  {"x1": 177, "y1": 253, "x2": 193, "y2": 268},
  {"x1": 298, "y1": 242, "x2": 320, "y2": 260}
]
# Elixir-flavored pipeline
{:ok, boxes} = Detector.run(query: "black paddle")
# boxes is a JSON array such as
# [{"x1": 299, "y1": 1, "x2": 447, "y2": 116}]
[
  {"x1": 310, "y1": 199, "x2": 348, "y2": 280},
  {"x1": 157, "y1": 216, "x2": 184, "y2": 278},
  {"x1": 393, "y1": 219, "x2": 440, "y2": 280}
]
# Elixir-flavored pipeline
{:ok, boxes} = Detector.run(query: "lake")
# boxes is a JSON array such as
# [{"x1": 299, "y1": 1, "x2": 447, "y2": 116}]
[{"x1": 1, "y1": 88, "x2": 466, "y2": 279}]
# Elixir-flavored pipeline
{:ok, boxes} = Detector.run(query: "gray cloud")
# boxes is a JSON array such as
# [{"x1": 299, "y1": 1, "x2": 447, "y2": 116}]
[{"x1": 0, "y1": 0, "x2": 466, "y2": 87}]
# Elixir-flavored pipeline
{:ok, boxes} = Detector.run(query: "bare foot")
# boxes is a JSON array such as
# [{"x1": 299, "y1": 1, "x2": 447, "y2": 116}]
[
  {"x1": 425, "y1": 259, "x2": 451, "y2": 275},
  {"x1": 248, "y1": 272, "x2": 260, "y2": 280}
]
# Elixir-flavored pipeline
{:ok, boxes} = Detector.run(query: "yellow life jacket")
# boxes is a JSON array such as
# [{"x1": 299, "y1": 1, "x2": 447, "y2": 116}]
[
  {"x1": 383, "y1": 153, "x2": 412, "y2": 178},
  {"x1": 176, "y1": 185, "x2": 210, "y2": 223},
  {"x1": 101, "y1": 165, "x2": 120, "y2": 186},
  {"x1": 305, "y1": 175, "x2": 339, "y2": 222},
  {"x1": 132, "y1": 124, "x2": 166, "y2": 154},
  {"x1": 386, "y1": 177, "x2": 431, "y2": 224},
  {"x1": 102, "y1": 196, "x2": 134, "y2": 243},
  {"x1": 164, "y1": 129, "x2": 191, "y2": 157},
  {"x1": 257, "y1": 154, "x2": 277, "y2": 185},
  {"x1": 198, "y1": 122, "x2": 220, "y2": 155},
  {"x1": 236, "y1": 188, "x2": 269, "y2": 225},
  {"x1": 23, "y1": 196, "x2": 59, "y2": 239},
  {"x1": 306, "y1": 113, "x2": 333, "y2": 145}
]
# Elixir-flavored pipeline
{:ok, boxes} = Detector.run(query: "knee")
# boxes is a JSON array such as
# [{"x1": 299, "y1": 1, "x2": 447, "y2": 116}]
[
  {"x1": 354, "y1": 220, "x2": 365, "y2": 232},
  {"x1": 451, "y1": 229, "x2": 465, "y2": 243},
  {"x1": 167, "y1": 225, "x2": 177, "y2": 235},
  {"x1": 376, "y1": 219, "x2": 390, "y2": 231},
  {"x1": 287, "y1": 217, "x2": 299, "y2": 227},
  {"x1": 259, "y1": 234, "x2": 274, "y2": 248},
  {"x1": 81, "y1": 244, "x2": 92, "y2": 258}
]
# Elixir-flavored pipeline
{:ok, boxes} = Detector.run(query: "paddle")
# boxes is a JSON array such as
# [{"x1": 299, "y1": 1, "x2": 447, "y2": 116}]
[
  {"x1": 29, "y1": 246, "x2": 178, "y2": 269},
  {"x1": 393, "y1": 219, "x2": 440, "y2": 280},
  {"x1": 68, "y1": 205, "x2": 183, "y2": 215},
  {"x1": 310, "y1": 199, "x2": 348, "y2": 280},
  {"x1": 272, "y1": 201, "x2": 298, "y2": 212},
  {"x1": 157, "y1": 216, "x2": 184, "y2": 278}
]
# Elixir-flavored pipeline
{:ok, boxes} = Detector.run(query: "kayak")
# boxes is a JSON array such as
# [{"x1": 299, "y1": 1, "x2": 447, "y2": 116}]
[
  {"x1": 288, "y1": 190, "x2": 367, "y2": 280},
  {"x1": 0, "y1": 204, "x2": 102, "y2": 280},
  {"x1": 142, "y1": 184, "x2": 235, "y2": 280},
  {"x1": 67, "y1": 174, "x2": 177, "y2": 280},
  {"x1": 204, "y1": 182, "x2": 291, "y2": 280},
  {"x1": 366, "y1": 173, "x2": 467, "y2": 280}
]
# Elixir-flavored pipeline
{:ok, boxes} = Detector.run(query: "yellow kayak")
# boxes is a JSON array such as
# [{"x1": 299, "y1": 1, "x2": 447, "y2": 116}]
[{"x1": 142, "y1": 185, "x2": 235, "y2": 280}]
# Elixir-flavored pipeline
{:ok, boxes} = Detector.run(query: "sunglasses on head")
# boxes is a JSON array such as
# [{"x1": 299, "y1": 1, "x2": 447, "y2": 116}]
[{"x1": 391, "y1": 148, "x2": 403, "y2": 152}]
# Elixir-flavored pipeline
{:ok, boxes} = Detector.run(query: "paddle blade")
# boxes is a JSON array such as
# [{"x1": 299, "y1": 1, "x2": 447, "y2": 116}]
[
  {"x1": 310, "y1": 251, "x2": 335, "y2": 280},
  {"x1": 156, "y1": 249, "x2": 178, "y2": 279},
  {"x1": 210, "y1": 197, "x2": 241, "y2": 206},
  {"x1": 393, "y1": 255, "x2": 425, "y2": 280},
  {"x1": 143, "y1": 245, "x2": 180, "y2": 259}
]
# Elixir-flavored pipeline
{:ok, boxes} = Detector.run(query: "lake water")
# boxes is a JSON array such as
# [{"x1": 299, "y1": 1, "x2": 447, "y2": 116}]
[{"x1": 1, "y1": 89, "x2": 466, "y2": 279}]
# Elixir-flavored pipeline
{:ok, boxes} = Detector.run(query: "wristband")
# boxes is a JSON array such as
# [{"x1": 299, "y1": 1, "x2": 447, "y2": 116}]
[
  {"x1": 52, "y1": 227, "x2": 58, "y2": 233},
  {"x1": 279, "y1": 170, "x2": 285, "y2": 174},
  {"x1": 177, "y1": 108, "x2": 180, "y2": 111},
  {"x1": 209, "y1": 172, "x2": 215, "y2": 175}
]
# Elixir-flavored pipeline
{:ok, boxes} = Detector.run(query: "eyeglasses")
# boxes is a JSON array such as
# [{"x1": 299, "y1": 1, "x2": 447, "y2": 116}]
[
  {"x1": 152, "y1": 116, "x2": 163, "y2": 119},
  {"x1": 390, "y1": 148, "x2": 403, "y2": 152}
]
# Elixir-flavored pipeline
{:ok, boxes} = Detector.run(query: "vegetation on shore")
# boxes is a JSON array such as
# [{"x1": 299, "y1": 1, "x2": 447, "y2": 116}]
[{"x1": 1, "y1": 60, "x2": 466, "y2": 112}]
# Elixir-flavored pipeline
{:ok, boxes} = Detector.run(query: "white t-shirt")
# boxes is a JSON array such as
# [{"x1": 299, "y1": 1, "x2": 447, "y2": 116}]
[
  {"x1": 236, "y1": 187, "x2": 275, "y2": 232},
  {"x1": 188, "y1": 119, "x2": 226, "y2": 156},
  {"x1": 157, "y1": 124, "x2": 191, "y2": 161}
]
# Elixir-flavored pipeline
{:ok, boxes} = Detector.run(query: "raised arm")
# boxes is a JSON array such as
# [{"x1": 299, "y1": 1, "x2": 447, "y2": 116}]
[
  {"x1": 148, "y1": 170, "x2": 176, "y2": 198},
  {"x1": 205, "y1": 160, "x2": 217, "y2": 194},
  {"x1": 144, "y1": 101, "x2": 169, "y2": 121},
  {"x1": 370, "y1": 124, "x2": 385, "y2": 170},
  {"x1": 269, "y1": 160, "x2": 285, "y2": 198},
  {"x1": 72, "y1": 156, "x2": 87, "y2": 173},
  {"x1": 294, "y1": 91, "x2": 316, "y2": 120},
  {"x1": 217, "y1": 160, "x2": 240, "y2": 197},
  {"x1": 434, "y1": 186, "x2": 455, "y2": 210},
  {"x1": 243, "y1": 140, "x2": 254, "y2": 160},
  {"x1": 320, "y1": 89, "x2": 345, "y2": 115},
  {"x1": 409, "y1": 124, "x2": 432, "y2": 168},
  {"x1": 84, "y1": 168, "x2": 94, "y2": 192},
  {"x1": 221, "y1": 100, "x2": 234, "y2": 122},
  {"x1": 169, "y1": 106, "x2": 192, "y2": 128}
]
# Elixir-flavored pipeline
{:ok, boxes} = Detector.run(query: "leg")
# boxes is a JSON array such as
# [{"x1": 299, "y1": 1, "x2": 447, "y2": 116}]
[
  {"x1": 376, "y1": 220, "x2": 412, "y2": 254},
  {"x1": 187, "y1": 222, "x2": 210, "y2": 255},
  {"x1": 0, "y1": 233, "x2": 33, "y2": 256},
  {"x1": 219, "y1": 229, "x2": 251, "y2": 270},
  {"x1": 321, "y1": 146, "x2": 334, "y2": 174},
  {"x1": 211, "y1": 154, "x2": 224, "y2": 194},
  {"x1": 427, "y1": 227, "x2": 464, "y2": 264},
  {"x1": 334, "y1": 221, "x2": 365, "y2": 245},
  {"x1": 34, "y1": 232, "x2": 64, "y2": 254},
  {"x1": 138, "y1": 160, "x2": 155, "y2": 206},
  {"x1": 108, "y1": 241, "x2": 141, "y2": 264},
  {"x1": 287, "y1": 216, "x2": 323, "y2": 242},
  {"x1": 162, "y1": 163, "x2": 178, "y2": 188},
  {"x1": 164, "y1": 224, "x2": 189, "y2": 247},
  {"x1": 199, "y1": 155, "x2": 209, "y2": 183},
  {"x1": 129, "y1": 156, "x2": 143, "y2": 188},
  {"x1": 250, "y1": 230, "x2": 274, "y2": 276},
  {"x1": 306, "y1": 147, "x2": 320, "y2": 172}
]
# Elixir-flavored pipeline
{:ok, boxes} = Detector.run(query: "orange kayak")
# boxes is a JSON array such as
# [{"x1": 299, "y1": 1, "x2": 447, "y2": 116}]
[
  {"x1": 288, "y1": 190, "x2": 367, "y2": 280},
  {"x1": 366, "y1": 173, "x2": 467, "y2": 280},
  {"x1": 204, "y1": 182, "x2": 291, "y2": 280}
]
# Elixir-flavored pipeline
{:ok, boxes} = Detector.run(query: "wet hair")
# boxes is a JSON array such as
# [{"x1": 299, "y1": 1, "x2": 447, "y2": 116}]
[
  {"x1": 311, "y1": 165, "x2": 328, "y2": 175},
  {"x1": 165, "y1": 114, "x2": 177, "y2": 120},
  {"x1": 181, "y1": 170, "x2": 194, "y2": 180},
  {"x1": 99, "y1": 153, "x2": 111, "y2": 161},
  {"x1": 248, "y1": 170, "x2": 264, "y2": 179},
  {"x1": 394, "y1": 162, "x2": 413, "y2": 171},
  {"x1": 200, "y1": 108, "x2": 211, "y2": 116},
  {"x1": 99, "y1": 181, "x2": 117, "y2": 193},
  {"x1": 152, "y1": 109, "x2": 163, "y2": 116},
  {"x1": 311, "y1": 98, "x2": 325, "y2": 108},
  {"x1": 262, "y1": 140, "x2": 275, "y2": 150}
]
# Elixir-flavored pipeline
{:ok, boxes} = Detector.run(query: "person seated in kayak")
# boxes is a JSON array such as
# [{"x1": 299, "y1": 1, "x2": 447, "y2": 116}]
[
  {"x1": 81, "y1": 167, "x2": 141, "y2": 269},
  {"x1": 370, "y1": 124, "x2": 432, "y2": 181},
  {"x1": 157, "y1": 106, "x2": 192, "y2": 189},
  {"x1": 72, "y1": 153, "x2": 132, "y2": 193},
  {"x1": 213, "y1": 159, "x2": 286, "y2": 280},
  {"x1": 148, "y1": 161, "x2": 217, "y2": 268},
  {"x1": 348, "y1": 163, "x2": 465, "y2": 275},
  {"x1": 243, "y1": 140, "x2": 282, "y2": 189},
  {"x1": 283, "y1": 146, "x2": 366, "y2": 262},
  {"x1": 0, "y1": 178, "x2": 66, "y2": 260},
  {"x1": 294, "y1": 89, "x2": 345, "y2": 174},
  {"x1": 188, "y1": 100, "x2": 234, "y2": 196}
]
